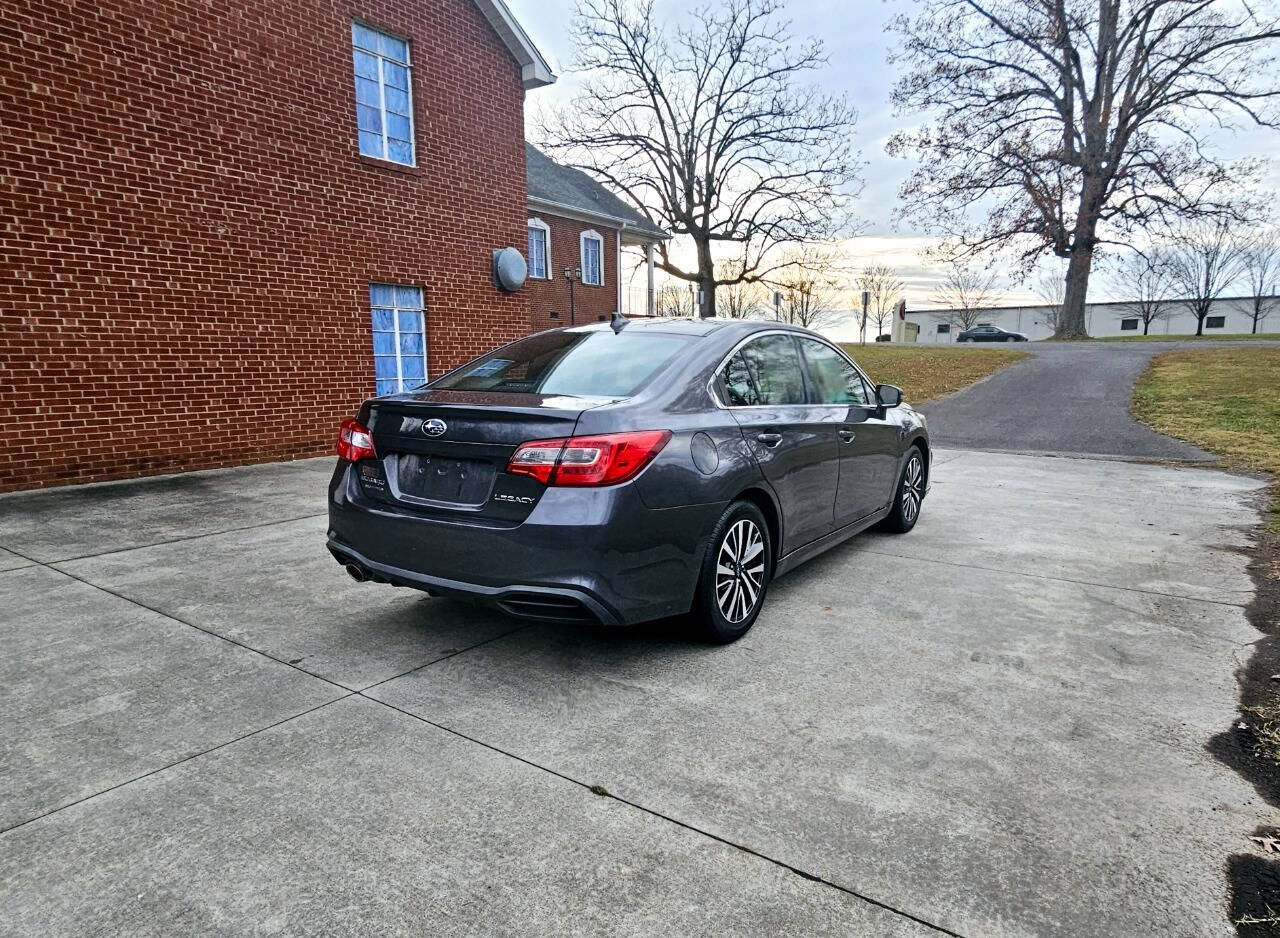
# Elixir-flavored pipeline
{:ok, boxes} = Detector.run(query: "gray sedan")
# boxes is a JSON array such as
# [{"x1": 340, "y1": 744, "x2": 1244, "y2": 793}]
[
  {"x1": 957, "y1": 324, "x2": 1028, "y2": 342},
  {"x1": 328, "y1": 318, "x2": 930, "y2": 643}
]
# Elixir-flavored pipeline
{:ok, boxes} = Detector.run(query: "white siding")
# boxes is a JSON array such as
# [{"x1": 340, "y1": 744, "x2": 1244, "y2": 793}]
[{"x1": 903, "y1": 296, "x2": 1267, "y2": 343}]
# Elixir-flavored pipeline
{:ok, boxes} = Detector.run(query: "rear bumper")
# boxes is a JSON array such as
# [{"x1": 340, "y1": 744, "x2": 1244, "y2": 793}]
[
  {"x1": 327, "y1": 539, "x2": 622, "y2": 624},
  {"x1": 327, "y1": 461, "x2": 724, "y2": 625}
]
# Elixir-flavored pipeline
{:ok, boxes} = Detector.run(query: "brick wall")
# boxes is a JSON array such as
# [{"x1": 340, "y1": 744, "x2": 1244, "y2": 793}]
[
  {"x1": 526, "y1": 214, "x2": 620, "y2": 330},
  {"x1": 0, "y1": 0, "x2": 531, "y2": 491}
]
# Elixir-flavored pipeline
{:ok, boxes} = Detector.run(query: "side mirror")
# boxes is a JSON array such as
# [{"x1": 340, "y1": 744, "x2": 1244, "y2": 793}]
[{"x1": 876, "y1": 384, "x2": 903, "y2": 408}]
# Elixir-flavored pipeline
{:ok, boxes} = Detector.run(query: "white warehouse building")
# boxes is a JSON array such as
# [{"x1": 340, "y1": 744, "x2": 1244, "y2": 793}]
[{"x1": 900, "y1": 295, "x2": 1273, "y2": 343}]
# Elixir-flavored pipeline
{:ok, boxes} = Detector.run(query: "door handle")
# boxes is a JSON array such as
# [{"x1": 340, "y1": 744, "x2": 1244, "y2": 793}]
[
  {"x1": 838, "y1": 429, "x2": 857, "y2": 443},
  {"x1": 756, "y1": 431, "x2": 783, "y2": 448}
]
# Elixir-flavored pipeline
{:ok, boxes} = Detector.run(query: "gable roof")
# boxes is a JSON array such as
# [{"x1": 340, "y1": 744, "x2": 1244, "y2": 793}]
[
  {"x1": 526, "y1": 144, "x2": 670, "y2": 241},
  {"x1": 471, "y1": 0, "x2": 555, "y2": 89}
]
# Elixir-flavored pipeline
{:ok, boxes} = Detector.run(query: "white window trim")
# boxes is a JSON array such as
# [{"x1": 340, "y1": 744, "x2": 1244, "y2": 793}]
[
  {"x1": 580, "y1": 229, "x2": 604, "y2": 286},
  {"x1": 352, "y1": 22, "x2": 416, "y2": 168},
  {"x1": 527, "y1": 217, "x2": 551, "y2": 279}
]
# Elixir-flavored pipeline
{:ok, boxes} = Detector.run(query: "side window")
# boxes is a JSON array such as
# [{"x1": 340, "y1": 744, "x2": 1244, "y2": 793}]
[
  {"x1": 798, "y1": 338, "x2": 872, "y2": 405},
  {"x1": 581, "y1": 230, "x2": 604, "y2": 286},
  {"x1": 738, "y1": 335, "x2": 807, "y2": 405},
  {"x1": 721, "y1": 352, "x2": 760, "y2": 406},
  {"x1": 370, "y1": 283, "x2": 427, "y2": 396},
  {"x1": 527, "y1": 218, "x2": 550, "y2": 279},
  {"x1": 352, "y1": 23, "x2": 415, "y2": 166}
]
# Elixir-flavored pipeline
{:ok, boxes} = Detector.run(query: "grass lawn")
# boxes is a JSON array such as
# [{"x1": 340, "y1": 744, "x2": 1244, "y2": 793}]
[
  {"x1": 1132, "y1": 348, "x2": 1280, "y2": 534},
  {"x1": 841, "y1": 344, "x2": 1028, "y2": 404},
  {"x1": 1096, "y1": 332, "x2": 1280, "y2": 342}
]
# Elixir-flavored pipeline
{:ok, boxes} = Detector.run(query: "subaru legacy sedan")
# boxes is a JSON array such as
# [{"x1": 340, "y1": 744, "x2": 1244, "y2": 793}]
[{"x1": 327, "y1": 318, "x2": 930, "y2": 643}]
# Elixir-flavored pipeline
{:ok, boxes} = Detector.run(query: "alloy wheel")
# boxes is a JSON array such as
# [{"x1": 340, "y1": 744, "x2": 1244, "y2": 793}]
[
  {"x1": 902, "y1": 454, "x2": 924, "y2": 525},
  {"x1": 715, "y1": 518, "x2": 765, "y2": 623}
]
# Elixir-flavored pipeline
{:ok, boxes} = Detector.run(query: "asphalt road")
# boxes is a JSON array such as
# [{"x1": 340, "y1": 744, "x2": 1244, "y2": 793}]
[
  {"x1": 921, "y1": 340, "x2": 1278, "y2": 460},
  {"x1": 0, "y1": 451, "x2": 1268, "y2": 936}
]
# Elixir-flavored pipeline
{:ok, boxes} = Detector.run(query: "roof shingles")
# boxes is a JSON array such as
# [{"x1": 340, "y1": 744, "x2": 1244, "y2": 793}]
[{"x1": 526, "y1": 145, "x2": 668, "y2": 239}]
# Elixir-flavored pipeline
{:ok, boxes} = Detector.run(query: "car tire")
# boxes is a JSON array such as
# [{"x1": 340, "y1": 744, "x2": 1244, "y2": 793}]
[
  {"x1": 691, "y1": 500, "x2": 772, "y2": 644},
  {"x1": 881, "y1": 446, "x2": 926, "y2": 534}
]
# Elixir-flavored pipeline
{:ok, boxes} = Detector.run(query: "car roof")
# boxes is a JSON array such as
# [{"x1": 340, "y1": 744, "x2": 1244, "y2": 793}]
[
  {"x1": 564, "y1": 317, "x2": 728, "y2": 336},
  {"x1": 559, "y1": 317, "x2": 830, "y2": 340}
]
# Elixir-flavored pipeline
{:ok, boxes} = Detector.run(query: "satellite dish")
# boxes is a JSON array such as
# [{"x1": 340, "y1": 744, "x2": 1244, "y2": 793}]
[{"x1": 492, "y1": 247, "x2": 528, "y2": 292}]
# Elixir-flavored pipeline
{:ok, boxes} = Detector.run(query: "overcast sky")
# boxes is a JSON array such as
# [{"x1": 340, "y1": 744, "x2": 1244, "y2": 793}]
[{"x1": 505, "y1": 0, "x2": 1277, "y2": 338}]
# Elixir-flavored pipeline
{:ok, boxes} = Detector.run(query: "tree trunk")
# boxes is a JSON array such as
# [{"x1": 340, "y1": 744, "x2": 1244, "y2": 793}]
[
  {"x1": 700, "y1": 278, "x2": 716, "y2": 318},
  {"x1": 1142, "y1": 318, "x2": 1150, "y2": 335},
  {"x1": 1058, "y1": 174, "x2": 1107, "y2": 339},
  {"x1": 1253, "y1": 308, "x2": 1261, "y2": 334},
  {"x1": 695, "y1": 238, "x2": 715, "y2": 318},
  {"x1": 1196, "y1": 314, "x2": 1204, "y2": 336},
  {"x1": 1058, "y1": 245, "x2": 1093, "y2": 338}
]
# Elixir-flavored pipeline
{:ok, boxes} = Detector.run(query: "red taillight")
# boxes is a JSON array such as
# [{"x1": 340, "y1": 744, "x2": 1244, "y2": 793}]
[
  {"x1": 337, "y1": 418, "x2": 376, "y2": 462},
  {"x1": 506, "y1": 430, "x2": 671, "y2": 487},
  {"x1": 506, "y1": 438, "x2": 565, "y2": 484}
]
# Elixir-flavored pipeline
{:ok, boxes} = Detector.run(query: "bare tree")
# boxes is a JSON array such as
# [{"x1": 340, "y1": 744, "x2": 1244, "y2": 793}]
[
  {"x1": 1115, "y1": 251, "x2": 1175, "y2": 335},
  {"x1": 1032, "y1": 269, "x2": 1069, "y2": 333},
  {"x1": 1167, "y1": 219, "x2": 1246, "y2": 336},
  {"x1": 856, "y1": 263, "x2": 905, "y2": 341},
  {"x1": 889, "y1": 0, "x2": 1280, "y2": 339},
  {"x1": 542, "y1": 0, "x2": 861, "y2": 318},
  {"x1": 654, "y1": 282, "x2": 696, "y2": 317},
  {"x1": 715, "y1": 259, "x2": 766, "y2": 319},
  {"x1": 770, "y1": 245, "x2": 844, "y2": 330},
  {"x1": 1241, "y1": 230, "x2": 1280, "y2": 334},
  {"x1": 932, "y1": 257, "x2": 998, "y2": 332}
]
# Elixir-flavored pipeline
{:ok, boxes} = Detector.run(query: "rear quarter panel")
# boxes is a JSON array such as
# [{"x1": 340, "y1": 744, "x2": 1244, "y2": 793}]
[{"x1": 569, "y1": 352, "x2": 762, "y2": 511}]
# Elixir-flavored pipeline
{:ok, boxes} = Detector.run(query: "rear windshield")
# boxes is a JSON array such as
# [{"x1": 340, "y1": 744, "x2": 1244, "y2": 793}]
[{"x1": 430, "y1": 330, "x2": 692, "y2": 398}]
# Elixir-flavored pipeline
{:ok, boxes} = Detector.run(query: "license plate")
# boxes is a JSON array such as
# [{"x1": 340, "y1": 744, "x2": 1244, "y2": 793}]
[{"x1": 395, "y1": 454, "x2": 495, "y2": 506}]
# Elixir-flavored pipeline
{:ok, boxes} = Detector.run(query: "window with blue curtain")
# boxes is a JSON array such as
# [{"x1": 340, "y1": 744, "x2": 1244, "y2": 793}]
[
  {"x1": 581, "y1": 232, "x2": 603, "y2": 285},
  {"x1": 527, "y1": 220, "x2": 548, "y2": 279},
  {"x1": 370, "y1": 284, "x2": 427, "y2": 396},
  {"x1": 352, "y1": 23, "x2": 414, "y2": 166}
]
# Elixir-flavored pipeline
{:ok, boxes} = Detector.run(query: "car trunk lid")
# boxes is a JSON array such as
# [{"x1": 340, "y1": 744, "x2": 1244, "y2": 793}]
[{"x1": 359, "y1": 389, "x2": 610, "y2": 523}]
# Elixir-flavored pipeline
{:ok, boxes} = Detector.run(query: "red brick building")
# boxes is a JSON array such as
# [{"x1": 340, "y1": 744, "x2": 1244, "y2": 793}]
[
  {"x1": 1, "y1": 0, "x2": 554, "y2": 491},
  {"x1": 525, "y1": 145, "x2": 669, "y2": 329}
]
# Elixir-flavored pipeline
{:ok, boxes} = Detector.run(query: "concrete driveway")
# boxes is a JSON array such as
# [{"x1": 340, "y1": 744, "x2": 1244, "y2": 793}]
[{"x1": 1, "y1": 433, "x2": 1269, "y2": 935}]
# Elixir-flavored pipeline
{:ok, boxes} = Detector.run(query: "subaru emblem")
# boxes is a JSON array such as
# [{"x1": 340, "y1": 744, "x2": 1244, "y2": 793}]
[{"x1": 423, "y1": 418, "x2": 447, "y2": 438}]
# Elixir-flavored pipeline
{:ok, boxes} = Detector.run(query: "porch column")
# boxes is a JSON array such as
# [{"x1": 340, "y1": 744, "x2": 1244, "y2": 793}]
[{"x1": 646, "y1": 242, "x2": 655, "y2": 316}]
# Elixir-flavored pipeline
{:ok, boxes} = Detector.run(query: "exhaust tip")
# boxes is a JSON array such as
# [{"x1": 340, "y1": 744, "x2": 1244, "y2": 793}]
[{"x1": 344, "y1": 562, "x2": 371, "y2": 583}]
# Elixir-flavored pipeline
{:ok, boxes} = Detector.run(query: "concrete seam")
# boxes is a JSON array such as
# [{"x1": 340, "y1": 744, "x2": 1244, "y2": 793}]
[
  {"x1": 0, "y1": 695, "x2": 353, "y2": 837},
  {"x1": 355, "y1": 623, "x2": 535, "y2": 693},
  {"x1": 33, "y1": 511, "x2": 330, "y2": 565},
  {"x1": 362, "y1": 694, "x2": 968, "y2": 938}
]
